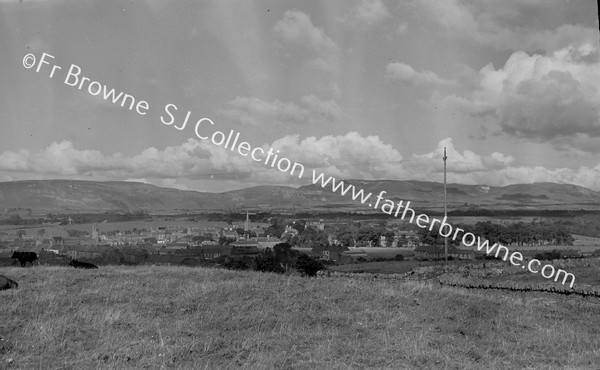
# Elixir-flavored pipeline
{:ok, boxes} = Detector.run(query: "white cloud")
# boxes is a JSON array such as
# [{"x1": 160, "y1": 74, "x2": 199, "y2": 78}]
[
  {"x1": 0, "y1": 140, "x2": 212, "y2": 179},
  {"x1": 396, "y1": 23, "x2": 408, "y2": 35},
  {"x1": 273, "y1": 9, "x2": 339, "y2": 73},
  {"x1": 442, "y1": 48, "x2": 600, "y2": 148},
  {"x1": 298, "y1": 95, "x2": 342, "y2": 121},
  {"x1": 351, "y1": 0, "x2": 391, "y2": 26},
  {"x1": 160, "y1": 178, "x2": 189, "y2": 191},
  {"x1": 0, "y1": 133, "x2": 402, "y2": 189},
  {"x1": 399, "y1": 137, "x2": 513, "y2": 177},
  {"x1": 0, "y1": 149, "x2": 29, "y2": 171},
  {"x1": 386, "y1": 62, "x2": 453, "y2": 87},
  {"x1": 3, "y1": 136, "x2": 600, "y2": 192},
  {"x1": 410, "y1": 0, "x2": 598, "y2": 53},
  {"x1": 266, "y1": 131, "x2": 404, "y2": 180},
  {"x1": 218, "y1": 97, "x2": 308, "y2": 126},
  {"x1": 218, "y1": 95, "x2": 341, "y2": 126},
  {"x1": 274, "y1": 10, "x2": 336, "y2": 53},
  {"x1": 389, "y1": 138, "x2": 600, "y2": 191}
]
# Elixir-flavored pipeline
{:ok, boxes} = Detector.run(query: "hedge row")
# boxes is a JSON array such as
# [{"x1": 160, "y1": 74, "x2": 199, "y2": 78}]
[
  {"x1": 437, "y1": 273, "x2": 600, "y2": 298},
  {"x1": 316, "y1": 270, "x2": 600, "y2": 298},
  {"x1": 543, "y1": 257, "x2": 600, "y2": 269},
  {"x1": 316, "y1": 270, "x2": 407, "y2": 280}
]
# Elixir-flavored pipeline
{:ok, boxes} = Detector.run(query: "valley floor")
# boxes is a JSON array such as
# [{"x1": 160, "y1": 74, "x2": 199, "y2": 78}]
[{"x1": 1, "y1": 265, "x2": 600, "y2": 369}]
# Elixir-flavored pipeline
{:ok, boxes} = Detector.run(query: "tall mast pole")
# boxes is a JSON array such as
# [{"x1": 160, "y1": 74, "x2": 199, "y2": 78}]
[{"x1": 444, "y1": 147, "x2": 448, "y2": 262}]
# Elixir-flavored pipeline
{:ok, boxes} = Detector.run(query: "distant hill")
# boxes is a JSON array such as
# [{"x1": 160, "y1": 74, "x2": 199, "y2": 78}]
[
  {"x1": 298, "y1": 180, "x2": 600, "y2": 211},
  {"x1": 0, "y1": 179, "x2": 599, "y2": 214},
  {"x1": 0, "y1": 180, "x2": 227, "y2": 213}
]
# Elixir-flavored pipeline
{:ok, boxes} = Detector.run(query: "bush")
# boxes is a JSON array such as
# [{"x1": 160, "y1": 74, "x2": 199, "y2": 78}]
[
  {"x1": 394, "y1": 254, "x2": 404, "y2": 261},
  {"x1": 295, "y1": 254, "x2": 324, "y2": 277},
  {"x1": 254, "y1": 250, "x2": 284, "y2": 273},
  {"x1": 533, "y1": 250, "x2": 562, "y2": 261},
  {"x1": 483, "y1": 255, "x2": 502, "y2": 260},
  {"x1": 222, "y1": 256, "x2": 251, "y2": 270}
]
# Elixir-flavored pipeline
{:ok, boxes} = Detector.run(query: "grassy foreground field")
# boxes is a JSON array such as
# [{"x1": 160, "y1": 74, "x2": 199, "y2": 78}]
[{"x1": 1, "y1": 266, "x2": 600, "y2": 369}]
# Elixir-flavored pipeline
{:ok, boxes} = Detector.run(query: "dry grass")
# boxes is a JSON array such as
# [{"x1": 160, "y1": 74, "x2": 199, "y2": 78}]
[{"x1": 1, "y1": 265, "x2": 600, "y2": 369}]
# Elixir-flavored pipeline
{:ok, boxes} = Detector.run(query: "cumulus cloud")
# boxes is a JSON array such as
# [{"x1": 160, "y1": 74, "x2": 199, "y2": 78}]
[
  {"x1": 0, "y1": 149, "x2": 29, "y2": 171},
  {"x1": 273, "y1": 9, "x2": 339, "y2": 73},
  {"x1": 392, "y1": 137, "x2": 516, "y2": 185},
  {"x1": 0, "y1": 140, "x2": 211, "y2": 180},
  {"x1": 410, "y1": 0, "x2": 598, "y2": 53},
  {"x1": 4, "y1": 136, "x2": 600, "y2": 192},
  {"x1": 404, "y1": 138, "x2": 514, "y2": 175},
  {"x1": 266, "y1": 132, "x2": 404, "y2": 180},
  {"x1": 218, "y1": 95, "x2": 341, "y2": 126},
  {"x1": 396, "y1": 23, "x2": 408, "y2": 35},
  {"x1": 218, "y1": 97, "x2": 307, "y2": 126},
  {"x1": 386, "y1": 62, "x2": 454, "y2": 87},
  {"x1": 298, "y1": 95, "x2": 342, "y2": 121},
  {"x1": 274, "y1": 10, "x2": 336, "y2": 52},
  {"x1": 347, "y1": 0, "x2": 391, "y2": 26},
  {"x1": 0, "y1": 133, "x2": 402, "y2": 189},
  {"x1": 391, "y1": 138, "x2": 600, "y2": 191},
  {"x1": 280, "y1": 135, "x2": 600, "y2": 192},
  {"x1": 442, "y1": 48, "x2": 600, "y2": 147}
]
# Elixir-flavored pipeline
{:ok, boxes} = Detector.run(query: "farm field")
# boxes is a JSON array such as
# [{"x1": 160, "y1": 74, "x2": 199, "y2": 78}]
[
  {"x1": 348, "y1": 247, "x2": 415, "y2": 259},
  {"x1": 572, "y1": 234, "x2": 600, "y2": 248},
  {"x1": 485, "y1": 264, "x2": 600, "y2": 288},
  {"x1": 444, "y1": 216, "x2": 540, "y2": 225},
  {"x1": 330, "y1": 257, "x2": 600, "y2": 287},
  {"x1": 330, "y1": 259, "x2": 480, "y2": 275},
  {"x1": 0, "y1": 219, "x2": 244, "y2": 237},
  {"x1": 1, "y1": 266, "x2": 600, "y2": 369},
  {"x1": 459, "y1": 234, "x2": 600, "y2": 255}
]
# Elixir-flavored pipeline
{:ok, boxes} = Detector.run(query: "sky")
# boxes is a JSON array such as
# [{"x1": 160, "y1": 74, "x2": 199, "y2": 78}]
[{"x1": 1, "y1": 0, "x2": 599, "y2": 193}]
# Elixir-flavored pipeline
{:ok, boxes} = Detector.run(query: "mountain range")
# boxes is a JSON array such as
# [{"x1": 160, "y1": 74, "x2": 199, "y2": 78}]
[{"x1": 1, "y1": 179, "x2": 600, "y2": 214}]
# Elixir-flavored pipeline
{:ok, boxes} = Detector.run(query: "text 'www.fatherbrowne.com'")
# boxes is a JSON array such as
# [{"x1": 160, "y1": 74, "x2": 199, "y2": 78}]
[{"x1": 311, "y1": 170, "x2": 576, "y2": 288}]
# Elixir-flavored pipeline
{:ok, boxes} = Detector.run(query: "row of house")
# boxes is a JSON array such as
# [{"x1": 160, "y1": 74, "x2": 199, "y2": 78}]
[
  {"x1": 142, "y1": 245, "x2": 263, "y2": 266},
  {"x1": 413, "y1": 245, "x2": 477, "y2": 260},
  {"x1": 229, "y1": 236, "x2": 282, "y2": 251},
  {"x1": 307, "y1": 244, "x2": 481, "y2": 264}
]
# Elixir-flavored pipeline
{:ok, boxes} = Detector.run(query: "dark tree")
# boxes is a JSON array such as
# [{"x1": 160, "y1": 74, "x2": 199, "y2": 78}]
[
  {"x1": 254, "y1": 249, "x2": 284, "y2": 273},
  {"x1": 290, "y1": 226, "x2": 329, "y2": 249},
  {"x1": 273, "y1": 242, "x2": 298, "y2": 270},
  {"x1": 533, "y1": 250, "x2": 562, "y2": 261},
  {"x1": 291, "y1": 220, "x2": 306, "y2": 234},
  {"x1": 356, "y1": 226, "x2": 383, "y2": 247},
  {"x1": 265, "y1": 218, "x2": 286, "y2": 238},
  {"x1": 296, "y1": 254, "x2": 324, "y2": 277}
]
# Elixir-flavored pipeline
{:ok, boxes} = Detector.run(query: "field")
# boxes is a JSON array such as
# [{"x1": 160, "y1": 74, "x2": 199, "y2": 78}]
[
  {"x1": 1, "y1": 266, "x2": 600, "y2": 369},
  {"x1": 330, "y1": 259, "x2": 480, "y2": 275},
  {"x1": 348, "y1": 247, "x2": 415, "y2": 259},
  {"x1": 0, "y1": 220, "x2": 235, "y2": 236}
]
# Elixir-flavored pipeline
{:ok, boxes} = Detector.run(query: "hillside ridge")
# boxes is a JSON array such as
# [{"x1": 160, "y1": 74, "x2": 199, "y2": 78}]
[{"x1": 1, "y1": 179, "x2": 599, "y2": 213}]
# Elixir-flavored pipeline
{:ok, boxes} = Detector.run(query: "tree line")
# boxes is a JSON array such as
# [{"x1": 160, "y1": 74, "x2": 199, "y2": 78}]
[
  {"x1": 221, "y1": 242, "x2": 324, "y2": 277},
  {"x1": 419, "y1": 221, "x2": 574, "y2": 247}
]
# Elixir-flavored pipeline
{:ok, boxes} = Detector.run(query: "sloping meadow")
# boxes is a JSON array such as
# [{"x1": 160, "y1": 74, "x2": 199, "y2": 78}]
[{"x1": 1, "y1": 265, "x2": 599, "y2": 369}]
